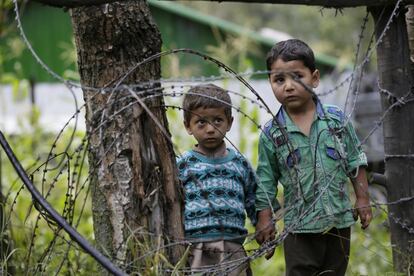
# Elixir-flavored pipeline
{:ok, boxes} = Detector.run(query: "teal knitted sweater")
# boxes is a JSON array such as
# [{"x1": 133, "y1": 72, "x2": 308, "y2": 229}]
[{"x1": 177, "y1": 148, "x2": 258, "y2": 244}]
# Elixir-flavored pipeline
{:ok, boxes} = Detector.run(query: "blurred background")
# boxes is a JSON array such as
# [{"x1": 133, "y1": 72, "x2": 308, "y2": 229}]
[{"x1": 0, "y1": 1, "x2": 391, "y2": 275}]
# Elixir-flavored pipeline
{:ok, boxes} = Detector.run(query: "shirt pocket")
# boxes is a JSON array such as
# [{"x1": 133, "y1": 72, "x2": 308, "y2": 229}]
[
  {"x1": 270, "y1": 132, "x2": 296, "y2": 164},
  {"x1": 326, "y1": 146, "x2": 340, "y2": 160},
  {"x1": 324, "y1": 140, "x2": 343, "y2": 170},
  {"x1": 323, "y1": 140, "x2": 349, "y2": 192},
  {"x1": 275, "y1": 143, "x2": 301, "y2": 171},
  {"x1": 286, "y1": 148, "x2": 301, "y2": 168},
  {"x1": 277, "y1": 146, "x2": 309, "y2": 203}
]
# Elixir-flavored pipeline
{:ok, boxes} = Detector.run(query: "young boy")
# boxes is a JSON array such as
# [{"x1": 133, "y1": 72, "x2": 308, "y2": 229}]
[
  {"x1": 255, "y1": 39, "x2": 372, "y2": 275},
  {"x1": 177, "y1": 83, "x2": 257, "y2": 275}
]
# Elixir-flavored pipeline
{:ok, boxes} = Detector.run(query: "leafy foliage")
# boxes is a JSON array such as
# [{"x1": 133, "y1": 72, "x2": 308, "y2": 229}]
[{"x1": 176, "y1": 1, "x2": 374, "y2": 65}]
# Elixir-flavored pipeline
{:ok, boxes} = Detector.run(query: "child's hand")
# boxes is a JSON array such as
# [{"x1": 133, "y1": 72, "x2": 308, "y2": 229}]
[
  {"x1": 351, "y1": 168, "x2": 372, "y2": 229},
  {"x1": 354, "y1": 197, "x2": 372, "y2": 229},
  {"x1": 255, "y1": 209, "x2": 276, "y2": 259}
]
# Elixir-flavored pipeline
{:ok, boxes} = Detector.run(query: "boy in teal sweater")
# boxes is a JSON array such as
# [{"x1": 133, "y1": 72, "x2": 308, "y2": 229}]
[{"x1": 177, "y1": 83, "x2": 257, "y2": 275}]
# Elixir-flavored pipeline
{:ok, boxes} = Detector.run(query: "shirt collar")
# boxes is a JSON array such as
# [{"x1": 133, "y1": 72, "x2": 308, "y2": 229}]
[
  {"x1": 315, "y1": 99, "x2": 327, "y2": 120},
  {"x1": 274, "y1": 99, "x2": 327, "y2": 131},
  {"x1": 275, "y1": 107, "x2": 299, "y2": 132}
]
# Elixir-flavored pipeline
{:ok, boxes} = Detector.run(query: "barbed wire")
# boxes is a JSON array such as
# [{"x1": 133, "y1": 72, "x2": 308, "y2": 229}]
[{"x1": 2, "y1": 0, "x2": 413, "y2": 275}]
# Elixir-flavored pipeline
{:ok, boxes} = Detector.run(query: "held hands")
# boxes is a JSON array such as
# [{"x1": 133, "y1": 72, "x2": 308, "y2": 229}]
[
  {"x1": 255, "y1": 209, "x2": 276, "y2": 259},
  {"x1": 353, "y1": 197, "x2": 372, "y2": 230}
]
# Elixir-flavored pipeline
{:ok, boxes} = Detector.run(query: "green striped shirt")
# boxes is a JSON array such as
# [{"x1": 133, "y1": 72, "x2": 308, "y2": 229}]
[{"x1": 256, "y1": 102, "x2": 367, "y2": 233}]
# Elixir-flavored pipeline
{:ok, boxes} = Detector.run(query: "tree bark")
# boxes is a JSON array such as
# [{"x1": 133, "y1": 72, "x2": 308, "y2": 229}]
[
  {"x1": 406, "y1": 5, "x2": 414, "y2": 61},
  {"x1": 31, "y1": 0, "x2": 119, "y2": 8},
  {"x1": 70, "y1": 1, "x2": 184, "y2": 273},
  {"x1": 370, "y1": 5, "x2": 414, "y2": 274}
]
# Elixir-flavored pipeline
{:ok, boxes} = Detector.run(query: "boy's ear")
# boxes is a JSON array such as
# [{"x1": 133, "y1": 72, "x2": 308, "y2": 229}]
[
  {"x1": 312, "y1": 69, "x2": 320, "y2": 88},
  {"x1": 227, "y1": 116, "x2": 234, "y2": 131},
  {"x1": 184, "y1": 120, "x2": 192, "y2": 135}
]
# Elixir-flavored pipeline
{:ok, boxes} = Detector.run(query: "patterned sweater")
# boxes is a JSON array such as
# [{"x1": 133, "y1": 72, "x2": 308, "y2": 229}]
[{"x1": 177, "y1": 148, "x2": 258, "y2": 244}]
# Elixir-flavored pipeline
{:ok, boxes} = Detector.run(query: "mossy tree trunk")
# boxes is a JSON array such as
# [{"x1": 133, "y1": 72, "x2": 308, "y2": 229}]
[
  {"x1": 70, "y1": 1, "x2": 184, "y2": 273},
  {"x1": 370, "y1": 5, "x2": 414, "y2": 274}
]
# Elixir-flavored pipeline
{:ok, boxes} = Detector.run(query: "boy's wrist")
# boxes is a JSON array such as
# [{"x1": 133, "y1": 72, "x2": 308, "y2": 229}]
[
  {"x1": 258, "y1": 208, "x2": 274, "y2": 221},
  {"x1": 356, "y1": 196, "x2": 370, "y2": 203}
]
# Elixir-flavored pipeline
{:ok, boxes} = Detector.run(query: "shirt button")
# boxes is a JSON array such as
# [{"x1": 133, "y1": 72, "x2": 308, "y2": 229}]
[{"x1": 316, "y1": 163, "x2": 321, "y2": 168}]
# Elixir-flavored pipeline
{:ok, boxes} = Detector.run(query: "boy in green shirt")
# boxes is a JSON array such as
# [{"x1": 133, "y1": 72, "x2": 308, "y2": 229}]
[{"x1": 255, "y1": 39, "x2": 372, "y2": 276}]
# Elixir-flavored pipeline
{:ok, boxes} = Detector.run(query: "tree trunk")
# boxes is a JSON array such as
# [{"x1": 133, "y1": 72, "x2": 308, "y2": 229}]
[
  {"x1": 370, "y1": 5, "x2": 414, "y2": 274},
  {"x1": 70, "y1": 1, "x2": 184, "y2": 273},
  {"x1": 406, "y1": 5, "x2": 414, "y2": 62}
]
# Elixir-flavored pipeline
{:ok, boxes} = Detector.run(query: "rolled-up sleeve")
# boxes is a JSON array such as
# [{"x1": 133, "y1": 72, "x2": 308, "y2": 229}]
[
  {"x1": 343, "y1": 121, "x2": 368, "y2": 173},
  {"x1": 256, "y1": 132, "x2": 281, "y2": 212}
]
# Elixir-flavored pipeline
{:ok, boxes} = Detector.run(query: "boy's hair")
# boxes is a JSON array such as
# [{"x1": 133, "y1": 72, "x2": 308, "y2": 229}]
[
  {"x1": 183, "y1": 84, "x2": 232, "y2": 125},
  {"x1": 266, "y1": 39, "x2": 316, "y2": 73}
]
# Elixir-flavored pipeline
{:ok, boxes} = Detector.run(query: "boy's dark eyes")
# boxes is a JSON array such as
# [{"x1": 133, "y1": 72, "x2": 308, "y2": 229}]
[
  {"x1": 272, "y1": 73, "x2": 303, "y2": 84},
  {"x1": 271, "y1": 76, "x2": 285, "y2": 84},
  {"x1": 275, "y1": 77, "x2": 285, "y2": 83},
  {"x1": 195, "y1": 118, "x2": 224, "y2": 126}
]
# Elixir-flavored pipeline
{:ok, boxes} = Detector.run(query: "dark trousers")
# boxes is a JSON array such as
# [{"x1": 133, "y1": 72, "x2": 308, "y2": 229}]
[{"x1": 284, "y1": 227, "x2": 351, "y2": 276}]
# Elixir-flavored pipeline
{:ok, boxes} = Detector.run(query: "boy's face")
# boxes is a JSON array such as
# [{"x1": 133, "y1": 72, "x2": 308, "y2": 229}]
[
  {"x1": 184, "y1": 106, "x2": 233, "y2": 154},
  {"x1": 269, "y1": 58, "x2": 320, "y2": 111}
]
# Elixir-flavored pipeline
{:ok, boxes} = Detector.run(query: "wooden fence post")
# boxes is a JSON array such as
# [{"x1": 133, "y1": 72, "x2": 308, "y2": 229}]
[{"x1": 370, "y1": 5, "x2": 414, "y2": 273}]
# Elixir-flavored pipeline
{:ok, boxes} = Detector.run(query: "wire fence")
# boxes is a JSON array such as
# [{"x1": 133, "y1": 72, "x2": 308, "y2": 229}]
[{"x1": 0, "y1": 0, "x2": 414, "y2": 275}]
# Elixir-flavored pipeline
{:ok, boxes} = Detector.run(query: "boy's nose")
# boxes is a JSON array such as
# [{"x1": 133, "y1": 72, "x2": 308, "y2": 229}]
[
  {"x1": 206, "y1": 123, "x2": 215, "y2": 133},
  {"x1": 285, "y1": 78, "x2": 295, "y2": 91}
]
